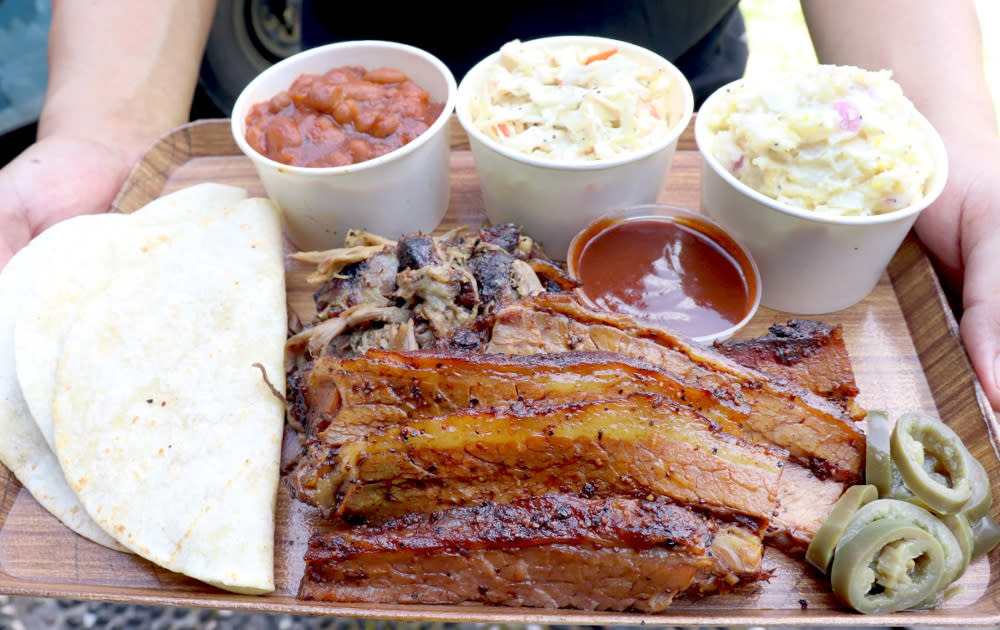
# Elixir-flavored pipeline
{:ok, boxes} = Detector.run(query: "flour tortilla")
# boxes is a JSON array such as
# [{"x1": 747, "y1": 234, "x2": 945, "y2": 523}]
[
  {"x1": 14, "y1": 214, "x2": 130, "y2": 451},
  {"x1": 14, "y1": 183, "x2": 249, "y2": 452},
  {"x1": 51, "y1": 186, "x2": 286, "y2": 594},
  {"x1": 0, "y1": 238, "x2": 123, "y2": 550}
]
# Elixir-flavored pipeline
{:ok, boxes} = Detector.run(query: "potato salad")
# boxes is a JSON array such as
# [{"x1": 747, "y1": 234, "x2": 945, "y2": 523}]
[
  {"x1": 703, "y1": 65, "x2": 938, "y2": 217},
  {"x1": 467, "y1": 39, "x2": 677, "y2": 162}
]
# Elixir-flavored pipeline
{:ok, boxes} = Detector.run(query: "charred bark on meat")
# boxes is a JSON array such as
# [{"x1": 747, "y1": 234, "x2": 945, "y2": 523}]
[{"x1": 299, "y1": 495, "x2": 770, "y2": 611}]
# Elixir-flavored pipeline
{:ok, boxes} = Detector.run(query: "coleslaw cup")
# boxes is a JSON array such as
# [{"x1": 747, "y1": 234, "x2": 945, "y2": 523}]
[{"x1": 455, "y1": 35, "x2": 695, "y2": 259}]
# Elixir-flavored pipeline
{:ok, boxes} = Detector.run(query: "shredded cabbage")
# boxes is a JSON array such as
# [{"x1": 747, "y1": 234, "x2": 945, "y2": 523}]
[{"x1": 468, "y1": 39, "x2": 677, "y2": 162}]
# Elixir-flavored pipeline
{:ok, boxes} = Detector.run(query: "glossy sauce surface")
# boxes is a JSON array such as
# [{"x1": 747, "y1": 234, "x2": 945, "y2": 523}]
[
  {"x1": 245, "y1": 66, "x2": 444, "y2": 167},
  {"x1": 573, "y1": 217, "x2": 754, "y2": 339}
]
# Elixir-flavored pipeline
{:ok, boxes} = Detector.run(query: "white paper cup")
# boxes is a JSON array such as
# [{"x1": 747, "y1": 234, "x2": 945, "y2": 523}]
[
  {"x1": 232, "y1": 40, "x2": 457, "y2": 251},
  {"x1": 455, "y1": 36, "x2": 694, "y2": 259},
  {"x1": 695, "y1": 82, "x2": 949, "y2": 315}
]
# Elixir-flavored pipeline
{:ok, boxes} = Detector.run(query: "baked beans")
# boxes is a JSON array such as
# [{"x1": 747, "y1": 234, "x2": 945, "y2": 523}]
[{"x1": 245, "y1": 66, "x2": 444, "y2": 167}]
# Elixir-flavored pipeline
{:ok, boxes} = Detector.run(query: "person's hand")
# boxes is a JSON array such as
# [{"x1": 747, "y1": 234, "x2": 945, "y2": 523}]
[
  {"x1": 0, "y1": 134, "x2": 135, "y2": 268},
  {"x1": 0, "y1": 0, "x2": 218, "y2": 270},
  {"x1": 914, "y1": 136, "x2": 1000, "y2": 411}
]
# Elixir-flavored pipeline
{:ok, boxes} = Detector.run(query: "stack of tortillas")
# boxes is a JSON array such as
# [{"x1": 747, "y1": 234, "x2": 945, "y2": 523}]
[{"x1": 0, "y1": 183, "x2": 287, "y2": 594}]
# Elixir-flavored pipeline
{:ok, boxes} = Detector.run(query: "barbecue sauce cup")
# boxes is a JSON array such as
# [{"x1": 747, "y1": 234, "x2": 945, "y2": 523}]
[{"x1": 567, "y1": 204, "x2": 761, "y2": 345}]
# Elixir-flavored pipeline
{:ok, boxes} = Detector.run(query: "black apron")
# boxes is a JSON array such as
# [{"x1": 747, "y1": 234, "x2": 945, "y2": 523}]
[{"x1": 300, "y1": 0, "x2": 747, "y2": 106}]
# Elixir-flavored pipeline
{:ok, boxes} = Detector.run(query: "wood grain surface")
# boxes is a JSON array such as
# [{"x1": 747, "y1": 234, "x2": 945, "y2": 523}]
[{"x1": 1, "y1": 117, "x2": 997, "y2": 627}]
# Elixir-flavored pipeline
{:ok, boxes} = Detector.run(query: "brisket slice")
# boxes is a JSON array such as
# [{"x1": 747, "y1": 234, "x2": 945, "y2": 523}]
[
  {"x1": 287, "y1": 392, "x2": 783, "y2": 525},
  {"x1": 484, "y1": 293, "x2": 865, "y2": 482},
  {"x1": 289, "y1": 348, "x2": 846, "y2": 552},
  {"x1": 286, "y1": 319, "x2": 862, "y2": 550},
  {"x1": 769, "y1": 460, "x2": 851, "y2": 554},
  {"x1": 298, "y1": 349, "x2": 753, "y2": 444},
  {"x1": 299, "y1": 495, "x2": 768, "y2": 611},
  {"x1": 715, "y1": 319, "x2": 863, "y2": 421}
]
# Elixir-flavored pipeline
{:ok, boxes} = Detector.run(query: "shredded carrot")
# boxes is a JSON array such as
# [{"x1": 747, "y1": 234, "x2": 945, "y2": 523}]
[
  {"x1": 638, "y1": 102, "x2": 662, "y2": 120},
  {"x1": 584, "y1": 48, "x2": 618, "y2": 65},
  {"x1": 497, "y1": 122, "x2": 512, "y2": 137}
]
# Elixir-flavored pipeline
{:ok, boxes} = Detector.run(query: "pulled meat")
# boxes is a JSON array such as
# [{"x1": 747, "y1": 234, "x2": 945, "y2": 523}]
[{"x1": 286, "y1": 224, "x2": 577, "y2": 367}]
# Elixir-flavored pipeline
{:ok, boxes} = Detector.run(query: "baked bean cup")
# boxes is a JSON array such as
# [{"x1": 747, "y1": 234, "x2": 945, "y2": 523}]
[{"x1": 232, "y1": 40, "x2": 457, "y2": 251}]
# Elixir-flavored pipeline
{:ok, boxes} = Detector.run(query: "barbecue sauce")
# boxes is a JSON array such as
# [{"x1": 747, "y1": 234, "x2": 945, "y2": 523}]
[{"x1": 571, "y1": 215, "x2": 756, "y2": 340}]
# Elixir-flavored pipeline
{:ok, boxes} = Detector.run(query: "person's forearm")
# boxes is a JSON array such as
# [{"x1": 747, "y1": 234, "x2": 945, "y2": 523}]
[
  {"x1": 41, "y1": 0, "x2": 217, "y2": 157},
  {"x1": 800, "y1": 0, "x2": 997, "y2": 142},
  {"x1": 801, "y1": 0, "x2": 999, "y2": 291}
]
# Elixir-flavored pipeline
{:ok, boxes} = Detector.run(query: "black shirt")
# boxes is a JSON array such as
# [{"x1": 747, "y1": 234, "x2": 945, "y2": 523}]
[{"x1": 300, "y1": 0, "x2": 747, "y2": 106}]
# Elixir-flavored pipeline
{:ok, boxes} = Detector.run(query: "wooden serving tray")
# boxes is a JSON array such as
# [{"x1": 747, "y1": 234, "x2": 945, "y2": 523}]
[{"x1": 1, "y1": 117, "x2": 998, "y2": 627}]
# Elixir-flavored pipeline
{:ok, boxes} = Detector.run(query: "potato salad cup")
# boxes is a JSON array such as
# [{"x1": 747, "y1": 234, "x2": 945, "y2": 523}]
[
  {"x1": 456, "y1": 36, "x2": 694, "y2": 258},
  {"x1": 695, "y1": 66, "x2": 948, "y2": 314}
]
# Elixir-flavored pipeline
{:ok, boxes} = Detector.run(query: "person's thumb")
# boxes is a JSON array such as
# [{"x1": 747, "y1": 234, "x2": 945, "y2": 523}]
[{"x1": 959, "y1": 297, "x2": 1000, "y2": 413}]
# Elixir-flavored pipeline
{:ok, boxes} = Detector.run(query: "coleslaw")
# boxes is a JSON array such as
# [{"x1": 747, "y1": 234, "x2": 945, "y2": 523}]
[{"x1": 467, "y1": 39, "x2": 678, "y2": 162}]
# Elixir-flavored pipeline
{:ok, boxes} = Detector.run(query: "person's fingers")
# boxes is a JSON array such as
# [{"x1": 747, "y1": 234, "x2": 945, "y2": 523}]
[
  {"x1": 0, "y1": 163, "x2": 35, "y2": 270},
  {"x1": 959, "y1": 301, "x2": 1000, "y2": 411},
  {"x1": 958, "y1": 204, "x2": 1000, "y2": 411},
  {"x1": 0, "y1": 241, "x2": 16, "y2": 270}
]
